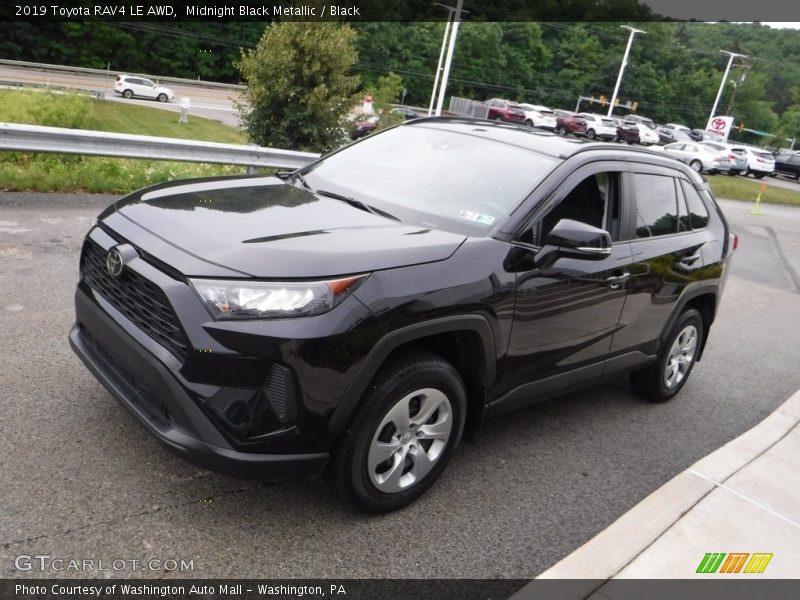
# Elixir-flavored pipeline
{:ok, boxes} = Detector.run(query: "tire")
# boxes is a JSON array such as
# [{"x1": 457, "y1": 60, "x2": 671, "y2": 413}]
[
  {"x1": 495, "y1": 115, "x2": 504, "y2": 122},
  {"x1": 586, "y1": 129, "x2": 596, "y2": 140},
  {"x1": 557, "y1": 126, "x2": 567, "y2": 135},
  {"x1": 795, "y1": 172, "x2": 799, "y2": 181},
  {"x1": 157, "y1": 93, "x2": 167, "y2": 103},
  {"x1": 331, "y1": 350, "x2": 467, "y2": 513},
  {"x1": 754, "y1": 172, "x2": 765, "y2": 179},
  {"x1": 745, "y1": 168, "x2": 752, "y2": 177},
  {"x1": 630, "y1": 309, "x2": 704, "y2": 403},
  {"x1": 728, "y1": 170, "x2": 738, "y2": 176},
  {"x1": 122, "y1": 89, "x2": 133, "y2": 99},
  {"x1": 525, "y1": 119, "x2": 533, "y2": 127},
  {"x1": 690, "y1": 160, "x2": 702, "y2": 173},
  {"x1": 612, "y1": 134, "x2": 619, "y2": 143}
]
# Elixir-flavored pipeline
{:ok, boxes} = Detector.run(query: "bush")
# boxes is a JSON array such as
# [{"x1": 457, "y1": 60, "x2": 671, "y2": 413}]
[{"x1": 0, "y1": 90, "x2": 92, "y2": 129}]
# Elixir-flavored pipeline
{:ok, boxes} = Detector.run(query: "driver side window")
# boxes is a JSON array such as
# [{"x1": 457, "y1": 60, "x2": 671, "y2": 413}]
[{"x1": 519, "y1": 172, "x2": 619, "y2": 246}]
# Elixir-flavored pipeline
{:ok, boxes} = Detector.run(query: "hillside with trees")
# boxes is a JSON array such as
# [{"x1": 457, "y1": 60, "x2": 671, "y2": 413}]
[{"x1": 3, "y1": 20, "x2": 800, "y2": 143}]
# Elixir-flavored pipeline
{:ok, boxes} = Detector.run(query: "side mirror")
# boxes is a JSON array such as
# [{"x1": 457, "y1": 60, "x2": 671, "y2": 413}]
[{"x1": 534, "y1": 219, "x2": 612, "y2": 270}]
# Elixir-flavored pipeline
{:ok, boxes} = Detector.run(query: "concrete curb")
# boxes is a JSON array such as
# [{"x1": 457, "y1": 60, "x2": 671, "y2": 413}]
[{"x1": 536, "y1": 388, "x2": 800, "y2": 580}]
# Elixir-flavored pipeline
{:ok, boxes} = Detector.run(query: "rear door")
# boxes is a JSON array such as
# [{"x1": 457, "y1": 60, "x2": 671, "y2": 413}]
[{"x1": 609, "y1": 166, "x2": 713, "y2": 358}]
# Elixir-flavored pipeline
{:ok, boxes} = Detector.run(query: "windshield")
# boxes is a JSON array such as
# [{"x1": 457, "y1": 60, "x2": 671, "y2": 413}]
[{"x1": 302, "y1": 125, "x2": 559, "y2": 235}]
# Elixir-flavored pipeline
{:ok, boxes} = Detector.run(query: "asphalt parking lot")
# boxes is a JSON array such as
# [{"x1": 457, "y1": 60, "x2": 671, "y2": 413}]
[{"x1": 2, "y1": 192, "x2": 800, "y2": 579}]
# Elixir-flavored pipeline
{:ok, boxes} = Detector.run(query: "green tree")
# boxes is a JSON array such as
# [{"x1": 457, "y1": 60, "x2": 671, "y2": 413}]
[{"x1": 237, "y1": 22, "x2": 360, "y2": 152}]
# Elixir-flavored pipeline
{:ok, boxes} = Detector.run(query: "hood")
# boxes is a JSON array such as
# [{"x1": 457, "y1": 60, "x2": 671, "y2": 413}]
[{"x1": 109, "y1": 177, "x2": 467, "y2": 278}]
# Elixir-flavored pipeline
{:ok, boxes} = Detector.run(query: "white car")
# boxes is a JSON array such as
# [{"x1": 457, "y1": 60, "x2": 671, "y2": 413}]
[
  {"x1": 114, "y1": 74, "x2": 175, "y2": 102},
  {"x1": 579, "y1": 113, "x2": 618, "y2": 141},
  {"x1": 742, "y1": 147, "x2": 776, "y2": 178},
  {"x1": 518, "y1": 103, "x2": 557, "y2": 130},
  {"x1": 635, "y1": 123, "x2": 660, "y2": 145}
]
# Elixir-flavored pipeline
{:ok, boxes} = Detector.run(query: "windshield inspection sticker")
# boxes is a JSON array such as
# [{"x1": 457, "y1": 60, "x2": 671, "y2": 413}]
[{"x1": 459, "y1": 210, "x2": 495, "y2": 226}]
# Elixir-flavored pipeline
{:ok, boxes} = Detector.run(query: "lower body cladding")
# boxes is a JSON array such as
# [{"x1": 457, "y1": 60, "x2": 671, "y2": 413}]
[{"x1": 69, "y1": 285, "x2": 330, "y2": 479}]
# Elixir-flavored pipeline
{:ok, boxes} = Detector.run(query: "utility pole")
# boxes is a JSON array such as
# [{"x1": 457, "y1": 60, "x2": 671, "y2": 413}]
[
  {"x1": 725, "y1": 66, "x2": 748, "y2": 115},
  {"x1": 428, "y1": 5, "x2": 454, "y2": 116},
  {"x1": 709, "y1": 50, "x2": 747, "y2": 123},
  {"x1": 608, "y1": 26, "x2": 645, "y2": 118},
  {"x1": 435, "y1": 0, "x2": 464, "y2": 117}
]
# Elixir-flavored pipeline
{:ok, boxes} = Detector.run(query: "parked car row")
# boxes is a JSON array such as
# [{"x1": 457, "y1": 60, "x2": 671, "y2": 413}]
[{"x1": 471, "y1": 98, "x2": 788, "y2": 181}]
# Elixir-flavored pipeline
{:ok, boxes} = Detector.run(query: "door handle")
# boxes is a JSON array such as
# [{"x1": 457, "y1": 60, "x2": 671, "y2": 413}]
[{"x1": 605, "y1": 272, "x2": 630, "y2": 289}]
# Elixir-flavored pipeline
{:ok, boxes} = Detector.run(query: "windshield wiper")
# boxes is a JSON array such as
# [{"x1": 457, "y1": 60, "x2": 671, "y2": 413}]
[{"x1": 314, "y1": 189, "x2": 400, "y2": 222}]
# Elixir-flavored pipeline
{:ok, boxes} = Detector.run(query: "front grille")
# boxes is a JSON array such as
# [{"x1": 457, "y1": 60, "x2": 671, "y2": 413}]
[{"x1": 82, "y1": 240, "x2": 190, "y2": 362}]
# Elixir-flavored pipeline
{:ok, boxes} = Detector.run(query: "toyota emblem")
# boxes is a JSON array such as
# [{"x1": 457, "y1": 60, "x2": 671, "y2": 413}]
[{"x1": 105, "y1": 248, "x2": 124, "y2": 277}]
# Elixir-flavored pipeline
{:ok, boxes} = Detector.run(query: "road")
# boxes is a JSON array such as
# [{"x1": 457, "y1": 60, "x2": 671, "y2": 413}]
[
  {"x1": 0, "y1": 64, "x2": 243, "y2": 128},
  {"x1": 1, "y1": 193, "x2": 799, "y2": 579}
]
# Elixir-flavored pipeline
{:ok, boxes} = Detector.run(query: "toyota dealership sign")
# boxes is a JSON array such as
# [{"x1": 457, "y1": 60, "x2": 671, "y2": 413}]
[{"x1": 705, "y1": 115, "x2": 734, "y2": 141}]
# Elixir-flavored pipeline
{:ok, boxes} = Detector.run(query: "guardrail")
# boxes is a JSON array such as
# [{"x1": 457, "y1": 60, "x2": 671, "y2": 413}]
[
  {"x1": 0, "y1": 123, "x2": 320, "y2": 171},
  {"x1": 0, "y1": 58, "x2": 246, "y2": 92}
]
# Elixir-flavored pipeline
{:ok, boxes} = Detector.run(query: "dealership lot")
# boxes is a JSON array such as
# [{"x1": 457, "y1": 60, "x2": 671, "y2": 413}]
[{"x1": 2, "y1": 192, "x2": 800, "y2": 578}]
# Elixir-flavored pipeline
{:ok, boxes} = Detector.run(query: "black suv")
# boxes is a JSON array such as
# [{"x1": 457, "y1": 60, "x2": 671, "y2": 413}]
[
  {"x1": 772, "y1": 149, "x2": 800, "y2": 180},
  {"x1": 70, "y1": 118, "x2": 734, "y2": 513}
]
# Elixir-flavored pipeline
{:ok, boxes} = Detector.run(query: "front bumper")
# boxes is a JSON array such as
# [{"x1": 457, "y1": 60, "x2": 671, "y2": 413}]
[{"x1": 69, "y1": 286, "x2": 329, "y2": 480}]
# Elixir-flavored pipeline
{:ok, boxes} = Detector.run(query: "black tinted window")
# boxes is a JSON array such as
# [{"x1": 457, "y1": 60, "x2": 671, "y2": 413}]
[
  {"x1": 632, "y1": 174, "x2": 678, "y2": 238},
  {"x1": 681, "y1": 181, "x2": 710, "y2": 229}
]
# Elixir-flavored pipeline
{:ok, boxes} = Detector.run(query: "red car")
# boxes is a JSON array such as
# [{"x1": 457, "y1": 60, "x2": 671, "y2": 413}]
[
  {"x1": 553, "y1": 110, "x2": 587, "y2": 136},
  {"x1": 484, "y1": 99, "x2": 526, "y2": 124},
  {"x1": 616, "y1": 119, "x2": 641, "y2": 144}
]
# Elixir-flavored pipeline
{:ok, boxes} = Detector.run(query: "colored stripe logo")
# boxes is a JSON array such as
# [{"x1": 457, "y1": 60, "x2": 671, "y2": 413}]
[{"x1": 697, "y1": 552, "x2": 773, "y2": 574}]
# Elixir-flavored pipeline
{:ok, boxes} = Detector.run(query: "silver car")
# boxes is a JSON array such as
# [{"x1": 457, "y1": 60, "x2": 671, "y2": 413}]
[
  {"x1": 661, "y1": 142, "x2": 731, "y2": 174},
  {"x1": 703, "y1": 142, "x2": 748, "y2": 176}
]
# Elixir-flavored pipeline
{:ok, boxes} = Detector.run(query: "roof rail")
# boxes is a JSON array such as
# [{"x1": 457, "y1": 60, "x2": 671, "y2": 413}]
[{"x1": 403, "y1": 115, "x2": 529, "y2": 130}]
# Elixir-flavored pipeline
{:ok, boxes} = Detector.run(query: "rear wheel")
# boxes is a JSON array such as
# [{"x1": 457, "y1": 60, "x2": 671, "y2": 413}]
[
  {"x1": 586, "y1": 129, "x2": 596, "y2": 140},
  {"x1": 495, "y1": 115, "x2": 504, "y2": 122},
  {"x1": 728, "y1": 170, "x2": 738, "y2": 176},
  {"x1": 630, "y1": 309, "x2": 703, "y2": 403},
  {"x1": 690, "y1": 160, "x2": 702, "y2": 173},
  {"x1": 525, "y1": 119, "x2": 533, "y2": 127},
  {"x1": 331, "y1": 350, "x2": 466, "y2": 513},
  {"x1": 754, "y1": 172, "x2": 765, "y2": 179},
  {"x1": 557, "y1": 126, "x2": 567, "y2": 135}
]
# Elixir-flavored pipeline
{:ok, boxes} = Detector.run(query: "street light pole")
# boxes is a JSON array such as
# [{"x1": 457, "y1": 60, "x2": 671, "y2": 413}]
[
  {"x1": 607, "y1": 26, "x2": 645, "y2": 118},
  {"x1": 435, "y1": 0, "x2": 464, "y2": 116},
  {"x1": 428, "y1": 7, "x2": 454, "y2": 116},
  {"x1": 709, "y1": 51, "x2": 747, "y2": 123}
]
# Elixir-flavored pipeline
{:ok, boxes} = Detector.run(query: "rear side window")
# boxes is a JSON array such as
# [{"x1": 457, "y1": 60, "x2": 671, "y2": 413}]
[
  {"x1": 680, "y1": 181, "x2": 710, "y2": 229},
  {"x1": 632, "y1": 174, "x2": 679, "y2": 238}
]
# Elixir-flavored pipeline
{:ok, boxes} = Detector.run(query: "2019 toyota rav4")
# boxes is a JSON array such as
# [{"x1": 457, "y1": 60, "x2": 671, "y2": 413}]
[{"x1": 70, "y1": 118, "x2": 734, "y2": 513}]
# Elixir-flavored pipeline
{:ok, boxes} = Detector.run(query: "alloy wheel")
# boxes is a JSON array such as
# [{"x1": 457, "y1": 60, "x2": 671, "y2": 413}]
[
  {"x1": 367, "y1": 388, "x2": 453, "y2": 494},
  {"x1": 663, "y1": 325, "x2": 698, "y2": 389}
]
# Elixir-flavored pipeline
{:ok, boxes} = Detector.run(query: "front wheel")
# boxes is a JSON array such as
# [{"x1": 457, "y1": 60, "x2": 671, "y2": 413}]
[
  {"x1": 525, "y1": 119, "x2": 533, "y2": 127},
  {"x1": 557, "y1": 126, "x2": 567, "y2": 135},
  {"x1": 586, "y1": 129, "x2": 596, "y2": 140},
  {"x1": 157, "y1": 93, "x2": 167, "y2": 102},
  {"x1": 690, "y1": 160, "x2": 702, "y2": 173},
  {"x1": 630, "y1": 308, "x2": 704, "y2": 402},
  {"x1": 331, "y1": 350, "x2": 466, "y2": 513},
  {"x1": 754, "y1": 172, "x2": 765, "y2": 179},
  {"x1": 122, "y1": 89, "x2": 133, "y2": 99}
]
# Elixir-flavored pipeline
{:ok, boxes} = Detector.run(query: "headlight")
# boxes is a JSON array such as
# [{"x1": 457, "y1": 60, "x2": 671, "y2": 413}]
[{"x1": 190, "y1": 275, "x2": 368, "y2": 320}]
